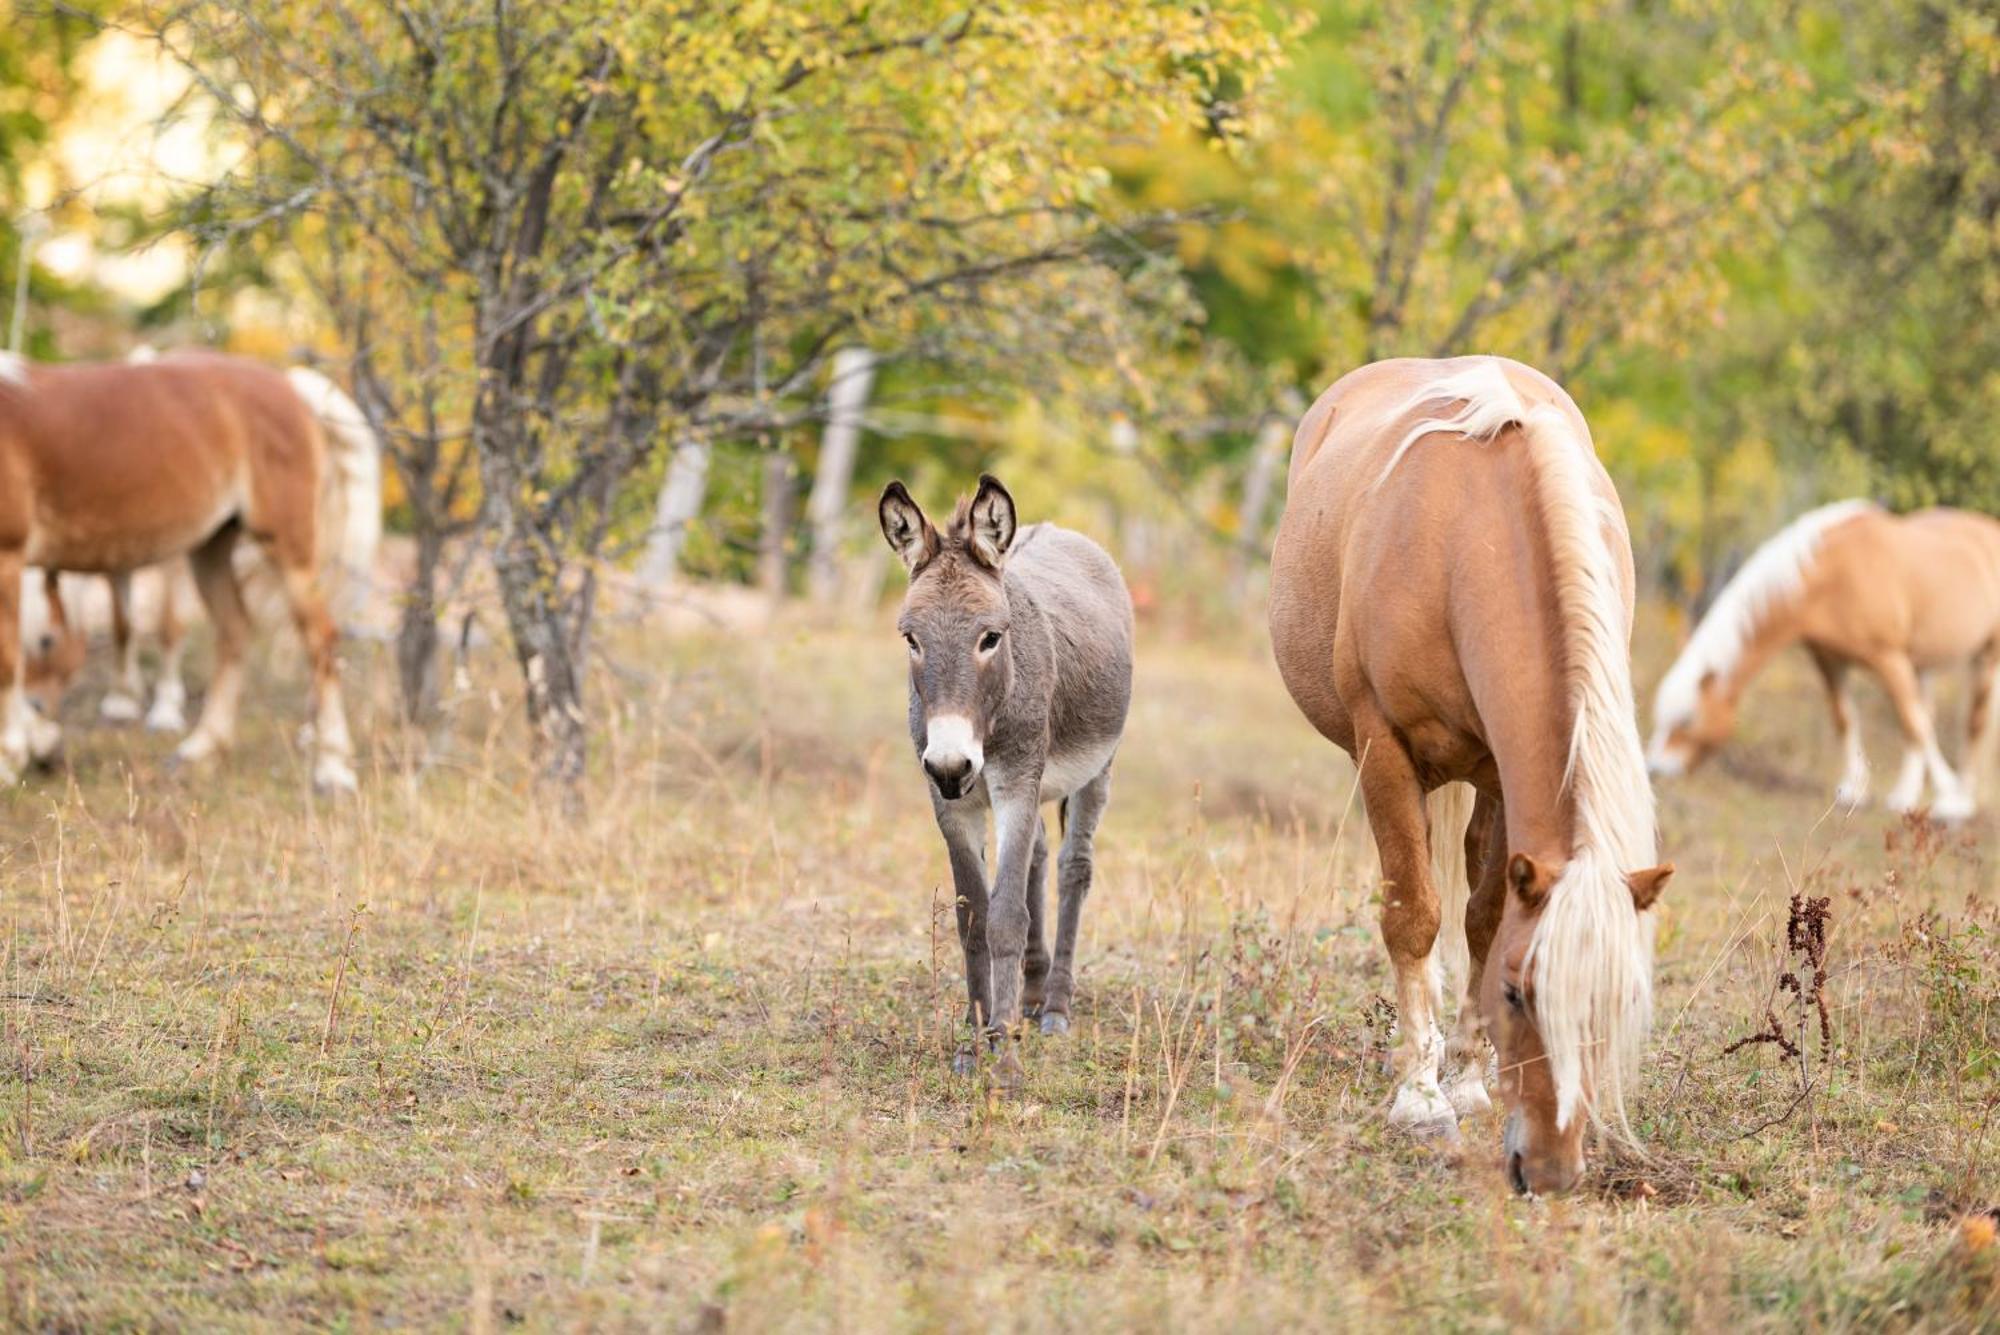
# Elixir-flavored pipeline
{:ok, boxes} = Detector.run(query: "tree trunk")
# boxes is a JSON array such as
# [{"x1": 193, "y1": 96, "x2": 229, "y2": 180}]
[
  {"x1": 804, "y1": 347, "x2": 878, "y2": 604},
  {"x1": 396, "y1": 526, "x2": 443, "y2": 724},
  {"x1": 636, "y1": 436, "x2": 711, "y2": 592},
  {"x1": 1229, "y1": 414, "x2": 1292, "y2": 604},
  {"x1": 489, "y1": 518, "x2": 590, "y2": 812},
  {"x1": 758, "y1": 448, "x2": 798, "y2": 598}
]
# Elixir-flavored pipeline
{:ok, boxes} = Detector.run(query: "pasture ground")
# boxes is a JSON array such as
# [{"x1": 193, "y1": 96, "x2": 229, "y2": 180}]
[{"x1": 5, "y1": 607, "x2": 2000, "y2": 1331}]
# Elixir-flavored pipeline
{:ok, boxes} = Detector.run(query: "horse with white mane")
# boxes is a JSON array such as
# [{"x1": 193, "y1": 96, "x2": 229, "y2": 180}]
[
  {"x1": 0, "y1": 349, "x2": 375, "y2": 790},
  {"x1": 1270, "y1": 356, "x2": 1671, "y2": 1196},
  {"x1": 1647, "y1": 502, "x2": 2000, "y2": 821}
]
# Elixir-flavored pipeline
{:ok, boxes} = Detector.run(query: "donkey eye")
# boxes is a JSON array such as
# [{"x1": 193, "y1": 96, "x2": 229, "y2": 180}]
[
  {"x1": 903, "y1": 633, "x2": 920, "y2": 655},
  {"x1": 977, "y1": 630, "x2": 1003, "y2": 653}
]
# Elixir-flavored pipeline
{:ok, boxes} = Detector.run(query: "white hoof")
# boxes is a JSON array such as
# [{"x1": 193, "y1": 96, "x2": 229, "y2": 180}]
[
  {"x1": 173, "y1": 733, "x2": 221, "y2": 768},
  {"x1": 1933, "y1": 791, "x2": 1976, "y2": 824},
  {"x1": 1445, "y1": 1063, "x2": 1492, "y2": 1118},
  {"x1": 25, "y1": 714, "x2": 62, "y2": 762},
  {"x1": 144, "y1": 701, "x2": 187, "y2": 733},
  {"x1": 100, "y1": 693, "x2": 143, "y2": 724},
  {"x1": 1885, "y1": 785, "x2": 1924, "y2": 816},
  {"x1": 1389, "y1": 1077, "x2": 1459, "y2": 1142},
  {"x1": 313, "y1": 754, "x2": 358, "y2": 795},
  {"x1": 1835, "y1": 781, "x2": 1868, "y2": 811}
]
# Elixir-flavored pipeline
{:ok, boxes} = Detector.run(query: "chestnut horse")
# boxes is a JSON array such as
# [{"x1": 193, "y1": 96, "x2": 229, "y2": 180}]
[
  {"x1": 1270, "y1": 356, "x2": 1671, "y2": 1195},
  {"x1": 1648, "y1": 502, "x2": 2000, "y2": 821},
  {"x1": 0, "y1": 350, "x2": 361, "y2": 791}
]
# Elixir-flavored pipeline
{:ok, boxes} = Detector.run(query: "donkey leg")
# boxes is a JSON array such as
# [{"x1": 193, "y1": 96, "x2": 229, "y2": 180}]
[
  {"x1": 934, "y1": 796, "x2": 992, "y2": 1076},
  {"x1": 1356, "y1": 727, "x2": 1456, "y2": 1142},
  {"x1": 1810, "y1": 649, "x2": 1868, "y2": 809},
  {"x1": 1878, "y1": 655, "x2": 1972, "y2": 820},
  {"x1": 1021, "y1": 814, "x2": 1052, "y2": 1020},
  {"x1": 983, "y1": 781, "x2": 1045, "y2": 1088},
  {"x1": 1042, "y1": 765, "x2": 1112, "y2": 1037},
  {"x1": 175, "y1": 529, "x2": 251, "y2": 768},
  {"x1": 100, "y1": 572, "x2": 145, "y2": 723},
  {"x1": 147, "y1": 568, "x2": 189, "y2": 733},
  {"x1": 1444, "y1": 790, "x2": 1505, "y2": 1118}
]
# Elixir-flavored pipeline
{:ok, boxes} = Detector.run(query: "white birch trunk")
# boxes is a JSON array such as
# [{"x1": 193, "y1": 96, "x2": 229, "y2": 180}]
[{"x1": 804, "y1": 347, "x2": 878, "y2": 604}]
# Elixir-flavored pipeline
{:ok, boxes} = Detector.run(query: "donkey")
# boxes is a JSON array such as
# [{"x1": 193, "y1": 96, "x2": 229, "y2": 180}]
[{"x1": 879, "y1": 475, "x2": 1133, "y2": 1085}]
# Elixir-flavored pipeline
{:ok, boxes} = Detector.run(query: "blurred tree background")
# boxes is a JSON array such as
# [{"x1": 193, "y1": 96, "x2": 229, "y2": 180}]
[{"x1": 3, "y1": 0, "x2": 1996, "y2": 792}]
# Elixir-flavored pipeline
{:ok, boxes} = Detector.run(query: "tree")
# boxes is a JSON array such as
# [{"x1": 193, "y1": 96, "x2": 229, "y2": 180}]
[{"x1": 154, "y1": 0, "x2": 1282, "y2": 806}]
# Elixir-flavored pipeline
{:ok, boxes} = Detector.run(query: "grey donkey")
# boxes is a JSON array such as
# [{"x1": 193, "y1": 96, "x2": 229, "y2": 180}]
[{"x1": 879, "y1": 475, "x2": 1134, "y2": 1085}]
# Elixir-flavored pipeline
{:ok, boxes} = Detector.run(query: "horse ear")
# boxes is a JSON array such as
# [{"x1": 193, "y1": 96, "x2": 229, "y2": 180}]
[
  {"x1": 879, "y1": 482, "x2": 937, "y2": 574},
  {"x1": 967, "y1": 474, "x2": 1017, "y2": 569},
  {"x1": 1627, "y1": 863, "x2": 1674, "y2": 912},
  {"x1": 1507, "y1": 853, "x2": 1557, "y2": 910}
]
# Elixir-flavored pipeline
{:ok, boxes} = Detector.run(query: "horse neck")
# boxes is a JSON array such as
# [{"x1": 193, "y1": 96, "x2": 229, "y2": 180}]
[{"x1": 1714, "y1": 600, "x2": 1803, "y2": 713}]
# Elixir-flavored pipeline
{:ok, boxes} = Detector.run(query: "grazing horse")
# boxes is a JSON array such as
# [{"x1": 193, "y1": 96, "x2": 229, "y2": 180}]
[
  {"x1": 1648, "y1": 504, "x2": 2000, "y2": 820},
  {"x1": 1269, "y1": 356, "x2": 1672, "y2": 1195},
  {"x1": 879, "y1": 475, "x2": 1133, "y2": 1085},
  {"x1": 0, "y1": 350, "x2": 366, "y2": 791}
]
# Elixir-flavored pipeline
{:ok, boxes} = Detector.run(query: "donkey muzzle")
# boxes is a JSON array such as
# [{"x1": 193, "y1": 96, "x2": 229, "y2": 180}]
[{"x1": 922, "y1": 714, "x2": 983, "y2": 800}]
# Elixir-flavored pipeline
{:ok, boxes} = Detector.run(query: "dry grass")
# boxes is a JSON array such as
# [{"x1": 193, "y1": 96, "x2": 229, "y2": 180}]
[{"x1": 5, "y1": 607, "x2": 2000, "y2": 1331}]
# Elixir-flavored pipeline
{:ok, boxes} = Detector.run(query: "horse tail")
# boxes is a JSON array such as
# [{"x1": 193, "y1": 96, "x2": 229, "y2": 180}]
[
  {"x1": 287, "y1": 367, "x2": 383, "y2": 633},
  {"x1": 1425, "y1": 782, "x2": 1476, "y2": 995}
]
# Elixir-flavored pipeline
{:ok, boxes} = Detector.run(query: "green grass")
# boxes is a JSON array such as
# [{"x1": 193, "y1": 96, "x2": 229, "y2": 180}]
[{"x1": 4, "y1": 611, "x2": 2000, "y2": 1330}]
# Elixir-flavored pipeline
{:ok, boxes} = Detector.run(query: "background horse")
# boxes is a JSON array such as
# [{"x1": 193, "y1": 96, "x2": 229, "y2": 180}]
[
  {"x1": 21, "y1": 365, "x2": 382, "y2": 734},
  {"x1": 879, "y1": 475, "x2": 1133, "y2": 1086},
  {"x1": 1647, "y1": 503, "x2": 2000, "y2": 820},
  {"x1": 1269, "y1": 356, "x2": 1671, "y2": 1195},
  {"x1": 0, "y1": 350, "x2": 371, "y2": 791}
]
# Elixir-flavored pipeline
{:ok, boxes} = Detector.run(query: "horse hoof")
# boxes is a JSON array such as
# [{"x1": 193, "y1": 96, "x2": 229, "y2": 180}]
[
  {"x1": 1445, "y1": 1069, "x2": 1492, "y2": 1118},
  {"x1": 99, "y1": 694, "x2": 143, "y2": 724},
  {"x1": 144, "y1": 705, "x2": 187, "y2": 734},
  {"x1": 1933, "y1": 793, "x2": 1976, "y2": 825},
  {"x1": 313, "y1": 755, "x2": 359, "y2": 795},
  {"x1": 1039, "y1": 1011, "x2": 1070, "y2": 1037},
  {"x1": 1834, "y1": 785, "x2": 1867, "y2": 812}
]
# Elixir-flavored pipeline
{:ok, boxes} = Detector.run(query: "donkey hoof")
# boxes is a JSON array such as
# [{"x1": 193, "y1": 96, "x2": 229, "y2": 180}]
[
  {"x1": 951, "y1": 1048, "x2": 979, "y2": 1078},
  {"x1": 100, "y1": 694, "x2": 143, "y2": 724},
  {"x1": 1039, "y1": 1011, "x2": 1070, "y2": 1038},
  {"x1": 313, "y1": 755, "x2": 359, "y2": 795},
  {"x1": 987, "y1": 1049, "x2": 1025, "y2": 1093}
]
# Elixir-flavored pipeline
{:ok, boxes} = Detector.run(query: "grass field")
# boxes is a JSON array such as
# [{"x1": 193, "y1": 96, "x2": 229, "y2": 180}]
[{"x1": 5, "y1": 606, "x2": 2000, "y2": 1331}]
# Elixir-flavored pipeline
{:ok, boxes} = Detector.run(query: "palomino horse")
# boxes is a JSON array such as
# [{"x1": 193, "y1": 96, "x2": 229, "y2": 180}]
[
  {"x1": 1648, "y1": 503, "x2": 2000, "y2": 820},
  {"x1": 1269, "y1": 356, "x2": 1672, "y2": 1195},
  {"x1": 22, "y1": 364, "x2": 382, "y2": 733},
  {"x1": 0, "y1": 350, "x2": 366, "y2": 791},
  {"x1": 879, "y1": 476, "x2": 1133, "y2": 1085}
]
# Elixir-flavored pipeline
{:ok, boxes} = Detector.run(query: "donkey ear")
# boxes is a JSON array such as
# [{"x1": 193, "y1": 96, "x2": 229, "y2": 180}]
[
  {"x1": 1627, "y1": 863, "x2": 1674, "y2": 912},
  {"x1": 1507, "y1": 853, "x2": 1557, "y2": 910},
  {"x1": 967, "y1": 474, "x2": 1017, "y2": 569},
  {"x1": 879, "y1": 481, "x2": 937, "y2": 574}
]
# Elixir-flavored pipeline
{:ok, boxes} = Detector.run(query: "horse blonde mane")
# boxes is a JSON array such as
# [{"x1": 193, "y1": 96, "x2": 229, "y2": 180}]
[
  {"x1": 1651, "y1": 499, "x2": 1879, "y2": 735},
  {"x1": 1391, "y1": 358, "x2": 1658, "y2": 1136}
]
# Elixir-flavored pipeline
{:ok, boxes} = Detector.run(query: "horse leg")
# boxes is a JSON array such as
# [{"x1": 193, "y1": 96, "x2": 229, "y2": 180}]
[
  {"x1": 146, "y1": 568, "x2": 189, "y2": 733},
  {"x1": 1876, "y1": 653, "x2": 1973, "y2": 820},
  {"x1": 269, "y1": 557, "x2": 357, "y2": 793},
  {"x1": 1810, "y1": 648, "x2": 1867, "y2": 809},
  {"x1": 0, "y1": 549, "x2": 30, "y2": 781},
  {"x1": 100, "y1": 572, "x2": 145, "y2": 723},
  {"x1": 935, "y1": 795, "x2": 992, "y2": 1075},
  {"x1": 1966, "y1": 641, "x2": 2000, "y2": 803},
  {"x1": 1356, "y1": 724, "x2": 1456, "y2": 1141},
  {"x1": 1443, "y1": 789, "x2": 1505, "y2": 1118},
  {"x1": 175, "y1": 529, "x2": 251, "y2": 768},
  {"x1": 1021, "y1": 813, "x2": 1051, "y2": 1021},
  {"x1": 1042, "y1": 765, "x2": 1112, "y2": 1037}
]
